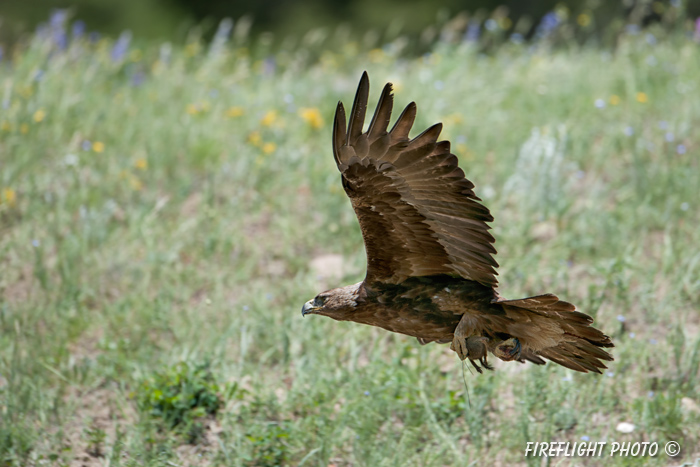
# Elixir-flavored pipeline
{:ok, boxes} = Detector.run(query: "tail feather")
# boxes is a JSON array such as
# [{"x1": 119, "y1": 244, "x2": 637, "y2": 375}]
[{"x1": 496, "y1": 294, "x2": 614, "y2": 374}]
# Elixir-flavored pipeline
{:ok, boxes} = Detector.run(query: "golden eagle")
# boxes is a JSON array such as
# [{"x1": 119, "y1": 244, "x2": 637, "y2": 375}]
[{"x1": 302, "y1": 72, "x2": 613, "y2": 374}]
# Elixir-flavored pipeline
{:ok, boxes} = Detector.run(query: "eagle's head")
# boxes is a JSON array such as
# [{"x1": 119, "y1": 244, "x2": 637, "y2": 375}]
[{"x1": 301, "y1": 282, "x2": 362, "y2": 320}]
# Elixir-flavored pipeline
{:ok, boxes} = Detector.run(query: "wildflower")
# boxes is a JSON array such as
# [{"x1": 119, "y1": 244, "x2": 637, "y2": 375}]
[
  {"x1": 677, "y1": 144, "x2": 686, "y2": 154},
  {"x1": 680, "y1": 202, "x2": 689, "y2": 211},
  {"x1": 82, "y1": 140, "x2": 92, "y2": 151},
  {"x1": 129, "y1": 176, "x2": 142, "y2": 191},
  {"x1": 247, "y1": 131, "x2": 262, "y2": 146},
  {"x1": 186, "y1": 104, "x2": 199, "y2": 115},
  {"x1": 616, "y1": 315, "x2": 626, "y2": 322},
  {"x1": 609, "y1": 95, "x2": 620, "y2": 106},
  {"x1": 260, "y1": 110, "x2": 278, "y2": 127},
  {"x1": 299, "y1": 107, "x2": 323, "y2": 129},
  {"x1": 594, "y1": 99, "x2": 605, "y2": 109},
  {"x1": 363, "y1": 391, "x2": 370, "y2": 396},
  {"x1": 484, "y1": 19, "x2": 498, "y2": 32},
  {"x1": 225, "y1": 106, "x2": 244, "y2": 118},
  {"x1": 2, "y1": 188, "x2": 16, "y2": 207},
  {"x1": 368, "y1": 48, "x2": 384, "y2": 63},
  {"x1": 1, "y1": 121, "x2": 10, "y2": 132},
  {"x1": 129, "y1": 49, "x2": 142, "y2": 62},
  {"x1": 509, "y1": 33, "x2": 524, "y2": 44},
  {"x1": 92, "y1": 141, "x2": 105, "y2": 153},
  {"x1": 184, "y1": 42, "x2": 200, "y2": 57},
  {"x1": 581, "y1": 436, "x2": 590, "y2": 442},
  {"x1": 577, "y1": 13, "x2": 591, "y2": 27},
  {"x1": 658, "y1": 120, "x2": 668, "y2": 129},
  {"x1": 499, "y1": 17, "x2": 512, "y2": 29},
  {"x1": 20, "y1": 124, "x2": 29, "y2": 134},
  {"x1": 665, "y1": 132, "x2": 674, "y2": 142},
  {"x1": 536, "y1": 12, "x2": 560, "y2": 38},
  {"x1": 636, "y1": 92, "x2": 648, "y2": 103},
  {"x1": 624, "y1": 126, "x2": 634, "y2": 136},
  {"x1": 134, "y1": 158, "x2": 148, "y2": 170},
  {"x1": 32, "y1": 239, "x2": 40, "y2": 247},
  {"x1": 72, "y1": 20, "x2": 85, "y2": 39},
  {"x1": 465, "y1": 20, "x2": 481, "y2": 42},
  {"x1": 606, "y1": 371, "x2": 615, "y2": 377},
  {"x1": 33, "y1": 109, "x2": 46, "y2": 123},
  {"x1": 262, "y1": 142, "x2": 277, "y2": 154},
  {"x1": 648, "y1": 391, "x2": 655, "y2": 398},
  {"x1": 111, "y1": 30, "x2": 132, "y2": 62}
]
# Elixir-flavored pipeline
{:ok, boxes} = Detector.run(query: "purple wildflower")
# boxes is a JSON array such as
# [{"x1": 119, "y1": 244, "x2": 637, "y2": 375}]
[
  {"x1": 50, "y1": 9, "x2": 68, "y2": 50},
  {"x1": 464, "y1": 20, "x2": 481, "y2": 42},
  {"x1": 72, "y1": 20, "x2": 86, "y2": 39},
  {"x1": 536, "y1": 12, "x2": 560, "y2": 39},
  {"x1": 111, "y1": 31, "x2": 132, "y2": 62}
]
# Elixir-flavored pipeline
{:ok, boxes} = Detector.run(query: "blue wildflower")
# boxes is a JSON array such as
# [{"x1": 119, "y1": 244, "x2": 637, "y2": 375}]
[
  {"x1": 665, "y1": 132, "x2": 674, "y2": 142},
  {"x1": 484, "y1": 19, "x2": 498, "y2": 32},
  {"x1": 677, "y1": 144, "x2": 686, "y2": 154},
  {"x1": 81, "y1": 140, "x2": 92, "y2": 151},
  {"x1": 624, "y1": 126, "x2": 634, "y2": 136}
]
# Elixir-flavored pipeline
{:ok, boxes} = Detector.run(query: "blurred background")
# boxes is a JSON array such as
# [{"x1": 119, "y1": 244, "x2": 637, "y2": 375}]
[{"x1": 1, "y1": 0, "x2": 699, "y2": 50}]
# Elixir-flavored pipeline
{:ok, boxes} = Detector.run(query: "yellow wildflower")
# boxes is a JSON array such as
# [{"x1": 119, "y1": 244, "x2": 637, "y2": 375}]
[
  {"x1": 260, "y1": 110, "x2": 278, "y2": 127},
  {"x1": 1, "y1": 121, "x2": 10, "y2": 132},
  {"x1": 129, "y1": 49, "x2": 143, "y2": 62},
  {"x1": 636, "y1": 92, "x2": 648, "y2": 104},
  {"x1": 186, "y1": 103, "x2": 199, "y2": 115},
  {"x1": 184, "y1": 42, "x2": 201, "y2": 58},
  {"x1": 262, "y1": 142, "x2": 277, "y2": 154},
  {"x1": 368, "y1": 49, "x2": 384, "y2": 63},
  {"x1": 20, "y1": 124, "x2": 29, "y2": 134},
  {"x1": 2, "y1": 188, "x2": 16, "y2": 207},
  {"x1": 499, "y1": 17, "x2": 512, "y2": 29},
  {"x1": 33, "y1": 109, "x2": 46, "y2": 123},
  {"x1": 129, "y1": 176, "x2": 143, "y2": 191},
  {"x1": 299, "y1": 107, "x2": 323, "y2": 129},
  {"x1": 226, "y1": 106, "x2": 245, "y2": 118},
  {"x1": 93, "y1": 141, "x2": 105, "y2": 153},
  {"x1": 248, "y1": 131, "x2": 262, "y2": 146},
  {"x1": 609, "y1": 95, "x2": 620, "y2": 106},
  {"x1": 577, "y1": 13, "x2": 591, "y2": 27},
  {"x1": 135, "y1": 158, "x2": 148, "y2": 170}
]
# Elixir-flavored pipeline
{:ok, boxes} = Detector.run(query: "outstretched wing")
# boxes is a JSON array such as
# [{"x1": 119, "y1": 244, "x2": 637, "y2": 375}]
[{"x1": 333, "y1": 72, "x2": 498, "y2": 287}]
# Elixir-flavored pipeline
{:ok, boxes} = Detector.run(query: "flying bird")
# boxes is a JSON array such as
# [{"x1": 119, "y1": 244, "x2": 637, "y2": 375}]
[{"x1": 302, "y1": 72, "x2": 613, "y2": 374}]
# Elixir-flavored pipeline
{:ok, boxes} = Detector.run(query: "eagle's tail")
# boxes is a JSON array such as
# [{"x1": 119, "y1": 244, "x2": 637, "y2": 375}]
[{"x1": 497, "y1": 294, "x2": 614, "y2": 373}]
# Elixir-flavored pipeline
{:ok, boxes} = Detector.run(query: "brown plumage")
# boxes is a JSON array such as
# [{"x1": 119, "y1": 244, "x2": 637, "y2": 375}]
[{"x1": 302, "y1": 72, "x2": 613, "y2": 374}]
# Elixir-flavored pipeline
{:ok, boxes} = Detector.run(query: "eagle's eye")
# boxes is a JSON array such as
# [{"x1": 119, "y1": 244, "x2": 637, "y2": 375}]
[{"x1": 314, "y1": 296, "x2": 327, "y2": 307}]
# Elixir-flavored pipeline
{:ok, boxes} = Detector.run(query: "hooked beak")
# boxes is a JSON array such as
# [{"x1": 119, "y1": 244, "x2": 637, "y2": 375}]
[{"x1": 301, "y1": 300, "x2": 317, "y2": 317}]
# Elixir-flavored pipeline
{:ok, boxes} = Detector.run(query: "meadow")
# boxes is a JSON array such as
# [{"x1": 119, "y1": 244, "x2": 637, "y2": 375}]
[{"x1": 1, "y1": 15, "x2": 699, "y2": 467}]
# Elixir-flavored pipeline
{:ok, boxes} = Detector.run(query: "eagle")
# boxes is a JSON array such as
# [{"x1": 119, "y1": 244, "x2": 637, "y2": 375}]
[{"x1": 302, "y1": 72, "x2": 614, "y2": 374}]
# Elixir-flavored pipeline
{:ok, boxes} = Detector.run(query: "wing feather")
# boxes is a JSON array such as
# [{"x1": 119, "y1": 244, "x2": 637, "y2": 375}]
[{"x1": 332, "y1": 73, "x2": 498, "y2": 286}]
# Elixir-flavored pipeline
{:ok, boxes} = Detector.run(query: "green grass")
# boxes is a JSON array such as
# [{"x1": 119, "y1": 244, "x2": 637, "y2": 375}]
[{"x1": 1, "y1": 25, "x2": 700, "y2": 466}]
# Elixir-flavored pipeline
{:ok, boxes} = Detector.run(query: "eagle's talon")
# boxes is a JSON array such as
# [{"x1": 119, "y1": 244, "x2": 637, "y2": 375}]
[{"x1": 494, "y1": 337, "x2": 522, "y2": 361}]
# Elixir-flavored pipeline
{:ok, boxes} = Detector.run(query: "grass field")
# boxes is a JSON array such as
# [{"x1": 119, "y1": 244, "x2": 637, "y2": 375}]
[{"x1": 1, "y1": 20, "x2": 700, "y2": 467}]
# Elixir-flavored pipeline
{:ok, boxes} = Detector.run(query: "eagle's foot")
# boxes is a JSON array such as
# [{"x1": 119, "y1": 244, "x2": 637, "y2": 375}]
[
  {"x1": 493, "y1": 337, "x2": 522, "y2": 362},
  {"x1": 451, "y1": 335, "x2": 492, "y2": 373}
]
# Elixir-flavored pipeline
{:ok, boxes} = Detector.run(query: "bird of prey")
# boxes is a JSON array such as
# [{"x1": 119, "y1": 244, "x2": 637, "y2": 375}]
[{"x1": 302, "y1": 72, "x2": 613, "y2": 374}]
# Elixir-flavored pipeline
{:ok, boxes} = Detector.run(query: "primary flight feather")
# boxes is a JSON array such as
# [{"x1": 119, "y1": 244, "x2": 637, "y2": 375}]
[{"x1": 302, "y1": 72, "x2": 613, "y2": 374}]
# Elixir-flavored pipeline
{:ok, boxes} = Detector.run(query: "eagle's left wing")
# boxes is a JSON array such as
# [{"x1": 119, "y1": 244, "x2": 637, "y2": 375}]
[{"x1": 332, "y1": 72, "x2": 498, "y2": 287}]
